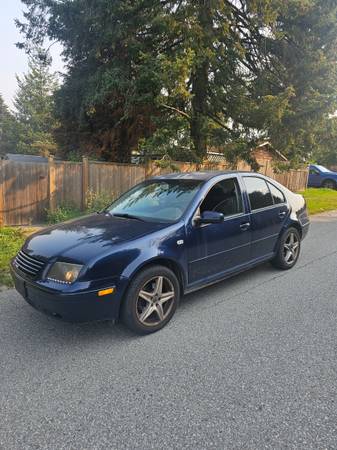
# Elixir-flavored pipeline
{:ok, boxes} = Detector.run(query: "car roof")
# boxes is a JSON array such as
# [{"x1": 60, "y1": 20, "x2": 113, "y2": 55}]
[{"x1": 153, "y1": 171, "x2": 253, "y2": 181}]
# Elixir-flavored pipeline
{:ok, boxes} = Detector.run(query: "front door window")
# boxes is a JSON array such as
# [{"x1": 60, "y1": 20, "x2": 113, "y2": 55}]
[{"x1": 200, "y1": 178, "x2": 243, "y2": 217}]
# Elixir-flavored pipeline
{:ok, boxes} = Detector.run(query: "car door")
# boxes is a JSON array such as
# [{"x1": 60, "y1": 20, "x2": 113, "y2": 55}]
[
  {"x1": 186, "y1": 177, "x2": 252, "y2": 284},
  {"x1": 243, "y1": 176, "x2": 289, "y2": 260},
  {"x1": 308, "y1": 166, "x2": 321, "y2": 187}
]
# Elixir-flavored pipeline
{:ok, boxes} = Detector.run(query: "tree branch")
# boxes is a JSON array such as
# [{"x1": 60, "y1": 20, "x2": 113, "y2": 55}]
[{"x1": 161, "y1": 104, "x2": 191, "y2": 119}]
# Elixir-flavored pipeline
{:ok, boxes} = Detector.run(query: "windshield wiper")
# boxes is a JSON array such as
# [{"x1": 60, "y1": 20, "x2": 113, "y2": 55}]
[{"x1": 111, "y1": 213, "x2": 146, "y2": 222}]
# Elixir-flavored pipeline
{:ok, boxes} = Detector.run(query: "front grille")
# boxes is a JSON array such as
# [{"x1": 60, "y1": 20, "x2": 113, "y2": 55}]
[{"x1": 14, "y1": 250, "x2": 45, "y2": 278}]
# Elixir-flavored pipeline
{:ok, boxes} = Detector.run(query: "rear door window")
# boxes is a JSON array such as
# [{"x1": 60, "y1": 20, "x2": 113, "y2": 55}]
[
  {"x1": 267, "y1": 182, "x2": 285, "y2": 205},
  {"x1": 244, "y1": 177, "x2": 273, "y2": 210}
]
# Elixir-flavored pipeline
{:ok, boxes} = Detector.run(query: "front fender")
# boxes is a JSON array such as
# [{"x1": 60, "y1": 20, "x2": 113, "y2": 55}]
[
  {"x1": 85, "y1": 221, "x2": 187, "y2": 286},
  {"x1": 120, "y1": 227, "x2": 187, "y2": 285}
]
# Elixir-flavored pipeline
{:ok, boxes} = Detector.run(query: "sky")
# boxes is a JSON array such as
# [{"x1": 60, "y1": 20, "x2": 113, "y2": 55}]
[{"x1": 0, "y1": 0, "x2": 64, "y2": 109}]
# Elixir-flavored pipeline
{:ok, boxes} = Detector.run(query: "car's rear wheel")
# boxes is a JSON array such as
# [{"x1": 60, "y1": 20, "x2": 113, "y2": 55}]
[
  {"x1": 121, "y1": 265, "x2": 180, "y2": 334},
  {"x1": 271, "y1": 227, "x2": 301, "y2": 270},
  {"x1": 322, "y1": 179, "x2": 336, "y2": 190}
]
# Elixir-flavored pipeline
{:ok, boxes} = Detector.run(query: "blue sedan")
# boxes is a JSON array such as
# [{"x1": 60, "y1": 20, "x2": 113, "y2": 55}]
[
  {"x1": 11, "y1": 171, "x2": 310, "y2": 334},
  {"x1": 308, "y1": 164, "x2": 337, "y2": 190}
]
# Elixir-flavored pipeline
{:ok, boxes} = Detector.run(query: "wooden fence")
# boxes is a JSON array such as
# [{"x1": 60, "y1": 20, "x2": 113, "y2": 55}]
[{"x1": 0, "y1": 156, "x2": 308, "y2": 226}]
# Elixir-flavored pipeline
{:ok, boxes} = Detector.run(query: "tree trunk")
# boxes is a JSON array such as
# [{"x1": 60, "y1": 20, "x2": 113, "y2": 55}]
[
  {"x1": 100, "y1": 123, "x2": 132, "y2": 163},
  {"x1": 190, "y1": 1, "x2": 212, "y2": 160},
  {"x1": 191, "y1": 61, "x2": 209, "y2": 159}
]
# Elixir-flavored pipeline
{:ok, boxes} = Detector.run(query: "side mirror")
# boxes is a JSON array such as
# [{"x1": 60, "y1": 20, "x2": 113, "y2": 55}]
[{"x1": 197, "y1": 211, "x2": 224, "y2": 225}]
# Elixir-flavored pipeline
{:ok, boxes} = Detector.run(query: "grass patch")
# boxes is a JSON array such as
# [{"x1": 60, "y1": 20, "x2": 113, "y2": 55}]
[
  {"x1": 301, "y1": 188, "x2": 337, "y2": 215},
  {"x1": 0, "y1": 227, "x2": 38, "y2": 287}
]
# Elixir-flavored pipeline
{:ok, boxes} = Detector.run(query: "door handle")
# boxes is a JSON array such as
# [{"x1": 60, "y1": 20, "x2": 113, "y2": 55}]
[
  {"x1": 240, "y1": 222, "x2": 250, "y2": 231},
  {"x1": 278, "y1": 211, "x2": 287, "y2": 219}
]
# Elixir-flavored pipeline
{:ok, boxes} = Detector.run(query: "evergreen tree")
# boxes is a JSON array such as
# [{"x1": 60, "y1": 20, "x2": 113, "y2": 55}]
[
  {"x1": 16, "y1": 1, "x2": 337, "y2": 164},
  {"x1": 312, "y1": 118, "x2": 337, "y2": 167},
  {"x1": 14, "y1": 50, "x2": 59, "y2": 155},
  {"x1": 0, "y1": 94, "x2": 19, "y2": 155},
  {"x1": 258, "y1": 0, "x2": 337, "y2": 161}
]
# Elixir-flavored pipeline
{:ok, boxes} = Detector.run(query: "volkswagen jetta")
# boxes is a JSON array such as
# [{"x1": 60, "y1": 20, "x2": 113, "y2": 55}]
[{"x1": 11, "y1": 171, "x2": 310, "y2": 334}]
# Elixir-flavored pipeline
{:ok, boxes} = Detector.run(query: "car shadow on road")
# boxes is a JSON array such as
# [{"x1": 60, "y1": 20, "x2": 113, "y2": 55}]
[
  {"x1": 180, "y1": 262, "x2": 277, "y2": 310},
  {"x1": 7, "y1": 262, "x2": 278, "y2": 349}
]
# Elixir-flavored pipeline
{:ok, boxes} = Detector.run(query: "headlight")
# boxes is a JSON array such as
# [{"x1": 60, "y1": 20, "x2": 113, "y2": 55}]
[{"x1": 47, "y1": 262, "x2": 83, "y2": 284}]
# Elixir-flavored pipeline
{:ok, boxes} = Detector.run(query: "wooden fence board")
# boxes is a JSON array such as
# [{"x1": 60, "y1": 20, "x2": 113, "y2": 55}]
[
  {"x1": 0, "y1": 160, "x2": 48, "y2": 225},
  {"x1": 0, "y1": 157, "x2": 308, "y2": 226},
  {"x1": 54, "y1": 162, "x2": 83, "y2": 207},
  {"x1": 89, "y1": 162, "x2": 146, "y2": 199}
]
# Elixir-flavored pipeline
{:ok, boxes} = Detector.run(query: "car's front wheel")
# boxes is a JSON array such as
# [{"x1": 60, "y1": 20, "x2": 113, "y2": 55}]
[
  {"x1": 271, "y1": 227, "x2": 301, "y2": 270},
  {"x1": 121, "y1": 265, "x2": 180, "y2": 334}
]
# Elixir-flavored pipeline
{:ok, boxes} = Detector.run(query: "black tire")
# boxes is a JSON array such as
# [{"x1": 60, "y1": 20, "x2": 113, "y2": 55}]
[
  {"x1": 271, "y1": 227, "x2": 301, "y2": 270},
  {"x1": 322, "y1": 179, "x2": 336, "y2": 190},
  {"x1": 121, "y1": 265, "x2": 180, "y2": 334}
]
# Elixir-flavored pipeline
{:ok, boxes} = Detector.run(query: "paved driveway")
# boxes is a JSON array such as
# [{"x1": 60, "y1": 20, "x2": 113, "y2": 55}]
[{"x1": 1, "y1": 213, "x2": 337, "y2": 449}]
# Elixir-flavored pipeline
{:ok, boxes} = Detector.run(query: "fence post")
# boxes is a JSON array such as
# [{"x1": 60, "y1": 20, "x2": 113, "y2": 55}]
[
  {"x1": 144, "y1": 159, "x2": 152, "y2": 179},
  {"x1": 48, "y1": 155, "x2": 56, "y2": 212},
  {"x1": 304, "y1": 169, "x2": 309, "y2": 190},
  {"x1": 82, "y1": 156, "x2": 89, "y2": 210},
  {"x1": 264, "y1": 160, "x2": 269, "y2": 175}
]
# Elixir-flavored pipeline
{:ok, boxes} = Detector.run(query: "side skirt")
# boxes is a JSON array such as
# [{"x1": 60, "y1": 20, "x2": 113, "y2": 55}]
[{"x1": 184, "y1": 253, "x2": 275, "y2": 295}]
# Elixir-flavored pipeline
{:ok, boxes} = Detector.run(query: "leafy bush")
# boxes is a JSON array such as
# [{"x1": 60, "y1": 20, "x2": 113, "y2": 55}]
[
  {"x1": 86, "y1": 189, "x2": 114, "y2": 213},
  {"x1": 46, "y1": 205, "x2": 82, "y2": 224},
  {"x1": 66, "y1": 150, "x2": 82, "y2": 162},
  {"x1": 46, "y1": 191, "x2": 115, "y2": 224},
  {"x1": 154, "y1": 159, "x2": 180, "y2": 172}
]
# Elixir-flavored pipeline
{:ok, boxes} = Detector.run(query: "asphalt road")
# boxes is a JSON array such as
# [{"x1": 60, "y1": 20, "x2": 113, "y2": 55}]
[{"x1": 1, "y1": 212, "x2": 337, "y2": 450}]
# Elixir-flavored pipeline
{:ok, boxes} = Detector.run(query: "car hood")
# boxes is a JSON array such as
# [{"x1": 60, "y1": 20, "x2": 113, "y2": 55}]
[{"x1": 23, "y1": 213, "x2": 169, "y2": 262}]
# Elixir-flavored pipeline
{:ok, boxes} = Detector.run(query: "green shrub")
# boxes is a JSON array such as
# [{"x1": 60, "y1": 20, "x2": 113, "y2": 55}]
[
  {"x1": 46, "y1": 205, "x2": 82, "y2": 224},
  {"x1": 154, "y1": 157, "x2": 180, "y2": 172},
  {"x1": 86, "y1": 189, "x2": 114, "y2": 213},
  {"x1": 45, "y1": 191, "x2": 114, "y2": 224}
]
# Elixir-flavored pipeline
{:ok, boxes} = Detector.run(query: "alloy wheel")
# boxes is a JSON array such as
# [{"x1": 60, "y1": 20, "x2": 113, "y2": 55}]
[
  {"x1": 283, "y1": 232, "x2": 300, "y2": 265},
  {"x1": 136, "y1": 276, "x2": 175, "y2": 326}
]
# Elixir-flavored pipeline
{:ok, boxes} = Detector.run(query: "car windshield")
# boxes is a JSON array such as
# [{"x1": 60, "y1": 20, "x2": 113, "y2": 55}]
[
  {"x1": 315, "y1": 165, "x2": 332, "y2": 173},
  {"x1": 106, "y1": 180, "x2": 202, "y2": 223}
]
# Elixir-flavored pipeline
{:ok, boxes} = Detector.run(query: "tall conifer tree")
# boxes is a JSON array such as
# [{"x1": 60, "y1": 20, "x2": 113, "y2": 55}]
[
  {"x1": 16, "y1": 1, "x2": 337, "y2": 163},
  {"x1": 14, "y1": 50, "x2": 58, "y2": 155}
]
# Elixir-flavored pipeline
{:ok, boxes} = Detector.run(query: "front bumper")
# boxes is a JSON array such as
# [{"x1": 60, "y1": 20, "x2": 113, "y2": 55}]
[{"x1": 11, "y1": 266, "x2": 126, "y2": 323}]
